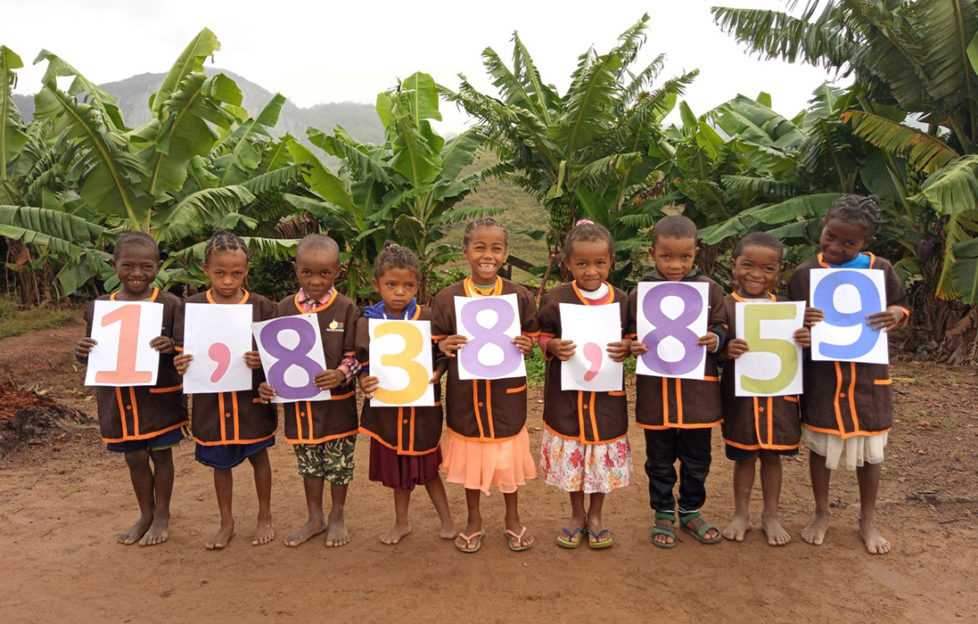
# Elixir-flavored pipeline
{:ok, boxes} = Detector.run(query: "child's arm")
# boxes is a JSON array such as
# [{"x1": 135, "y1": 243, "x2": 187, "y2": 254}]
[
  {"x1": 793, "y1": 327, "x2": 811, "y2": 348},
  {"x1": 803, "y1": 306, "x2": 824, "y2": 327},
  {"x1": 719, "y1": 338, "x2": 749, "y2": 360},
  {"x1": 173, "y1": 353, "x2": 193, "y2": 375},
  {"x1": 257, "y1": 381, "x2": 276, "y2": 403},
  {"x1": 866, "y1": 306, "x2": 906, "y2": 331},
  {"x1": 606, "y1": 337, "x2": 632, "y2": 363},
  {"x1": 75, "y1": 337, "x2": 96, "y2": 363},
  {"x1": 358, "y1": 372, "x2": 380, "y2": 399},
  {"x1": 512, "y1": 334, "x2": 534, "y2": 355},
  {"x1": 438, "y1": 334, "x2": 468, "y2": 357},
  {"x1": 243, "y1": 350, "x2": 262, "y2": 369},
  {"x1": 150, "y1": 336, "x2": 175, "y2": 354}
]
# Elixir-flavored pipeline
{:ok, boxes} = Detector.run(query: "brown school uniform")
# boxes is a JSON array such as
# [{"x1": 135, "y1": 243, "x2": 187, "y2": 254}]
[
  {"x1": 430, "y1": 276, "x2": 539, "y2": 441},
  {"x1": 787, "y1": 252, "x2": 910, "y2": 438},
  {"x1": 719, "y1": 293, "x2": 802, "y2": 451},
  {"x1": 628, "y1": 268, "x2": 727, "y2": 430},
  {"x1": 84, "y1": 288, "x2": 188, "y2": 443},
  {"x1": 356, "y1": 305, "x2": 444, "y2": 455},
  {"x1": 274, "y1": 291, "x2": 359, "y2": 444},
  {"x1": 539, "y1": 282, "x2": 628, "y2": 444},
  {"x1": 173, "y1": 290, "x2": 277, "y2": 446}
]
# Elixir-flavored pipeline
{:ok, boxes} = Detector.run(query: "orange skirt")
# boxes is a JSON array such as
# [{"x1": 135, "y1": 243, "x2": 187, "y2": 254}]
[{"x1": 441, "y1": 428, "x2": 536, "y2": 495}]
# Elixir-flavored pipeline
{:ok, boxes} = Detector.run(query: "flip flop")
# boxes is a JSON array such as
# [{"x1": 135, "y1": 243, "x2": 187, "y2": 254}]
[
  {"x1": 680, "y1": 511, "x2": 722, "y2": 545},
  {"x1": 456, "y1": 530, "x2": 485, "y2": 553},
  {"x1": 588, "y1": 528, "x2": 613, "y2": 550},
  {"x1": 504, "y1": 526, "x2": 533, "y2": 552},
  {"x1": 650, "y1": 511, "x2": 677, "y2": 549},
  {"x1": 555, "y1": 526, "x2": 586, "y2": 549}
]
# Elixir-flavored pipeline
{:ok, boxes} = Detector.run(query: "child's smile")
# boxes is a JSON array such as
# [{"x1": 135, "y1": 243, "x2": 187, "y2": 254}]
[
  {"x1": 820, "y1": 218, "x2": 872, "y2": 265},
  {"x1": 732, "y1": 244, "x2": 781, "y2": 297},
  {"x1": 566, "y1": 239, "x2": 612, "y2": 292},
  {"x1": 111, "y1": 245, "x2": 161, "y2": 299},
  {"x1": 464, "y1": 226, "x2": 507, "y2": 284}
]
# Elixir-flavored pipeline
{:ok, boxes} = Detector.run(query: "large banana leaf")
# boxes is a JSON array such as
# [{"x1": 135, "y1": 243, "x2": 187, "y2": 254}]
[
  {"x1": 149, "y1": 28, "x2": 220, "y2": 114},
  {"x1": 219, "y1": 93, "x2": 285, "y2": 186},
  {"x1": 842, "y1": 110, "x2": 958, "y2": 174},
  {"x1": 151, "y1": 185, "x2": 256, "y2": 242},
  {"x1": 286, "y1": 139, "x2": 357, "y2": 213},
  {"x1": 34, "y1": 49, "x2": 125, "y2": 130},
  {"x1": 0, "y1": 204, "x2": 105, "y2": 259},
  {"x1": 1, "y1": 46, "x2": 27, "y2": 181}
]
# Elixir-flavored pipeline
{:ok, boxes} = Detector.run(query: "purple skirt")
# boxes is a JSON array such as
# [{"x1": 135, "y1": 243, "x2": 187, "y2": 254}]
[{"x1": 368, "y1": 438, "x2": 442, "y2": 491}]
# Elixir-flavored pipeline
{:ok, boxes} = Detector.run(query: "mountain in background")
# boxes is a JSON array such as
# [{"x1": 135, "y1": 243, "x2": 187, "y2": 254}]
[{"x1": 11, "y1": 67, "x2": 384, "y2": 145}]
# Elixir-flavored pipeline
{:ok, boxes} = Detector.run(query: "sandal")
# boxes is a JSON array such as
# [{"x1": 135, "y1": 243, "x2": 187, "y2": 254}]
[
  {"x1": 555, "y1": 526, "x2": 586, "y2": 549},
  {"x1": 650, "y1": 511, "x2": 677, "y2": 549},
  {"x1": 680, "y1": 511, "x2": 722, "y2": 545},
  {"x1": 504, "y1": 526, "x2": 534, "y2": 552},
  {"x1": 455, "y1": 530, "x2": 485, "y2": 553},
  {"x1": 588, "y1": 528, "x2": 614, "y2": 550}
]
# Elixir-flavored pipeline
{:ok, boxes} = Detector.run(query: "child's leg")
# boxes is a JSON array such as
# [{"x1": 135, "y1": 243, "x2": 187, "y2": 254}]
[
  {"x1": 569, "y1": 491, "x2": 587, "y2": 531},
  {"x1": 140, "y1": 448, "x2": 175, "y2": 546},
  {"x1": 324, "y1": 435, "x2": 356, "y2": 547},
  {"x1": 676, "y1": 428, "x2": 719, "y2": 542},
  {"x1": 585, "y1": 493, "x2": 607, "y2": 544},
  {"x1": 285, "y1": 476, "x2": 326, "y2": 547},
  {"x1": 801, "y1": 451, "x2": 832, "y2": 545},
  {"x1": 325, "y1": 483, "x2": 350, "y2": 547},
  {"x1": 423, "y1": 475, "x2": 456, "y2": 539},
  {"x1": 758, "y1": 451, "x2": 790, "y2": 546},
  {"x1": 248, "y1": 448, "x2": 275, "y2": 546},
  {"x1": 381, "y1": 488, "x2": 412, "y2": 545},
  {"x1": 119, "y1": 449, "x2": 155, "y2": 545},
  {"x1": 722, "y1": 455, "x2": 756, "y2": 542},
  {"x1": 503, "y1": 490, "x2": 533, "y2": 550},
  {"x1": 857, "y1": 462, "x2": 889, "y2": 554},
  {"x1": 455, "y1": 487, "x2": 483, "y2": 550},
  {"x1": 644, "y1": 428, "x2": 679, "y2": 546},
  {"x1": 206, "y1": 467, "x2": 235, "y2": 550}
]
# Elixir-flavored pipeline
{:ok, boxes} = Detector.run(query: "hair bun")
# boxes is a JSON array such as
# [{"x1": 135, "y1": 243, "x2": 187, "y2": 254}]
[
  {"x1": 575, "y1": 218, "x2": 595, "y2": 226},
  {"x1": 382, "y1": 240, "x2": 399, "y2": 250}
]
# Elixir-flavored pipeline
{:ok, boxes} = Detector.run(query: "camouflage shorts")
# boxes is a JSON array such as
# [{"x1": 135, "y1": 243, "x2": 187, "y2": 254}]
[{"x1": 294, "y1": 435, "x2": 356, "y2": 483}]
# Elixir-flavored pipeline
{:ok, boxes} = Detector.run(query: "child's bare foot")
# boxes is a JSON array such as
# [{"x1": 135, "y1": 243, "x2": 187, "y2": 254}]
[
  {"x1": 139, "y1": 512, "x2": 170, "y2": 546},
  {"x1": 859, "y1": 517, "x2": 890, "y2": 555},
  {"x1": 761, "y1": 514, "x2": 791, "y2": 546},
  {"x1": 380, "y1": 522, "x2": 411, "y2": 545},
  {"x1": 801, "y1": 511, "x2": 830, "y2": 545},
  {"x1": 205, "y1": 520, "x2": 235, "y2": 550},
  {"x1": 252, "y1": 517, "x2": 275, "y2": 546},
  {"x1": 439, "y1": 518, "x2": 458, "y2": 540},
  {"x1": 325, "y1": 507, "x2": 349, "y2": 547},
  {"x1": 283, "y1": 518, "x2": 326, "y2": 547},
  {"x1": 118, "y1": 515, "x2": 152, "y2": 545},
  {"x1": 722, "y1": 514, "x2": 750, "y2": 542}
]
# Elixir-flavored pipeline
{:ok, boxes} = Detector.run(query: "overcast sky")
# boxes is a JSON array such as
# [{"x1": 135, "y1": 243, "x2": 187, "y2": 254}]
[{"x1": 4, "y1": 0, "x2": 841, "y2": 131}]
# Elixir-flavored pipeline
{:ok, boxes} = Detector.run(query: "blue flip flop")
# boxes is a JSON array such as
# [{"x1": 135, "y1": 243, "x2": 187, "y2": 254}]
[{"x1": 556, "y1": 526, "x2": 586, "y2": 549}]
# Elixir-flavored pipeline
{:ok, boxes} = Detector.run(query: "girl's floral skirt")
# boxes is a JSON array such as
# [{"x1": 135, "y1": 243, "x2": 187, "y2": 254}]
[{"x1": 539, "y1": 429, "x2": 631, "y2": 494}]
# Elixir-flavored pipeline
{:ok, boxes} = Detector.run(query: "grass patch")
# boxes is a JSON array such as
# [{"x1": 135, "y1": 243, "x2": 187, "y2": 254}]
[{"x1": 0, "y1": 298, "x2": 77, "y2": 339}]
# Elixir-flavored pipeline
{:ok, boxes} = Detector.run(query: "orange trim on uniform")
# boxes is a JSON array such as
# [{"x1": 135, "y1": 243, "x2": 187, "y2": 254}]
[
  {"x1": 109, "y1": 287, "x2": 160, "y2": 303},
  {"x1": 447, "y1": 426, "x2": 526, "y2": 443},
  {"x1": 284, "y1": 428, "x2": 358, "y2": 445},
  {"x1": 723, "y1": 437, "x2": 800, "y2": 452},
  {"x1": 588, "y1": 392, "x2": 599, "y2": 440},
  {"x1": 472, "y1": 381, "x2": 485, "y2": 439},
  {"x1": 148, "y1": 384, "x2": 183, "y2": 394},
  {"x1": 329, "y1": 391, "x2": 355, "y2": 401},
  {"x1": 873, "y1": 378, "x2": 892, "y2": 385},
  {"x1": 292, "y1": 289, "x2": 337, "y2": 314},
  {"x1": 577, "y1": 391, "x2": 585, "y2": 442},
  {"x1": 847, "y1": 362, "x2": 859, "y2": 432},
  {"x1": 766, "y1": 396, "x2": 774, "y2": 447},
  {"x1": 702, "y1": 376, "x2": 719, "y2": 382},
  {"x1": 463, "y1": 276, "x2": 503, "y2": 297},
  {"x1": 675, "y1": 378, "x2": 684, "y2": 426},
  {"x1": 115, "y1": 388, "x2": 128, "y2": 439},
  {"x1": 195, "y1": 431, "x2": 276, "y2": 446},
  {"x1": 783, "y1": 395, "x2": 799, "y2": 403},
  {"x1": 100, "y1": 419, "x2": 189, "y2": 444},
  {"x1": 505, "y1": 384, "x2": 526, "y2": 394},
  {"x1": 543, "y1": 422, "x2": 627, "y2": 446},
  {"x1": 661, "y1": 377, "x2": 669, "y2": 425},
  {"x1": 396, "y1": 407, "x2": 404, "y2": 450},
  {"x1": 305, "y1": 401, "x2": 314, "y2": 438},
  {"x1": 231, "y1": 392, "x2": 240, "y2": 440},
  {"x1": 608, "y1": 390, "x2": 626, "y2": 396},
  {"x1": 801, "y1": 422, "x2": 890, "y2": 439},
  {"x1": 128, "y1": 387, "x2": 140, "y2": 437},
  {"x1": 408, "y1": 407, "x2": 416, "y2": 450},
  {"x1": 832, "y1": 361, "x2": 845, "y2": 434},
  {"x1": 731, "y1": 291, "x2": 776, "y2": 303},
  {"x1": 485, "y1": 380, "x2": 495, "y2": 438},
  {"x1": 218, "y1": 393, "x2": 227, "y2": 443},
  {"x1": 635, "y1": 421, "x2": 718, "y2": 431},
  {"x1": 571, "y1": 281, "x2": 615, "y2": 306},
  {"x1": 358, "y1": 426, "x2": 437, "y2": 456},
  {"x1": 252, "y1": 397, "x2": 263, "y2": 404}
]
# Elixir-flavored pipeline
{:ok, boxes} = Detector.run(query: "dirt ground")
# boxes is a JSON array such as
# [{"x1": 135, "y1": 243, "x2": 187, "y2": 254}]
[{"x1": 1, "y1": 315, "x2": 976, "y2": 623}]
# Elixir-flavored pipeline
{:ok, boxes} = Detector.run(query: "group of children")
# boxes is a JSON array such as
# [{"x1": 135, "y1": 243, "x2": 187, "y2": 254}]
[{"x1": 76, "y1": 193, "x2": 908, "y2": 556}]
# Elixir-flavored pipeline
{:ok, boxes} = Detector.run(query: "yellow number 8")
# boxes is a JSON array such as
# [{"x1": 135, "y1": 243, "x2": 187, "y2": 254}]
[{"x1": 374, "y1": 321, "x2": 429, "y2": 405}]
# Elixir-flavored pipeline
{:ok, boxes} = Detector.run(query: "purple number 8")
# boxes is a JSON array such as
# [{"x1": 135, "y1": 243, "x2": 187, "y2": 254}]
[
  {"x1": 260, "y1": 317, "x2": 324, "y2": 400},
  {"x1": 640, "y1": 283, "x2": 703, "y2": 376},
  {"x1": 460, "y1": 298, "x2": 522, "y2": 378}
]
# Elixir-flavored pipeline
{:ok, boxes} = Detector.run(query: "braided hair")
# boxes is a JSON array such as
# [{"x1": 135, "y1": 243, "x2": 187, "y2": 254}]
[
  {"x1": 563, "y1": 219, "x2": 614, "y2": 260},
  {"x1": 463, "y1": 217, "x2": 508, "y2": 247},
  {"x1": 373, "y1": 241, "x2": 422, "y2": 280},
  {"x1": 203, "y1": 230, "x2": 249, "y2": 262},
  {"x1": 824, "y1": 194, "x2": 882, "y2": 237}
]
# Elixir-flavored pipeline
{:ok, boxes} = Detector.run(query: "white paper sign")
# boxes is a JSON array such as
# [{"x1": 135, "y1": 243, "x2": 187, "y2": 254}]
[
  {"x1": 634, "y1": 281, "x2": 710, "y2": 380},
  {"x1": 810, "y1": 268, "x2": 888, "y2": 364},
  {"x1": 182, "y1": 303, "x2": 254, "y2": 394},
  {"x1": 368, "y1": 319, "x2": 435, "y2": 407},
  {"x1": 734, "y1": 301, "x2": 805, "y2": 397},
  {"x1": 454, "y1": 293, "x2": 527, "y2": 380},
  {"x1": 85, "y1": 300, "x2": 163, "y2": 387},
  {"x1": 559, "y1": 303, "x2": 623, "y2": 392},
  {"x1": 253, "y1": 313, "x2": 330, "y2": 403}
]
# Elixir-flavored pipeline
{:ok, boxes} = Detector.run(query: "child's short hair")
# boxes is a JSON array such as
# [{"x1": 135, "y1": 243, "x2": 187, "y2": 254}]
[
  {"x1": 204, "y1": 230, "x2": 249, "y2": 262},
  {"x1": 563, "y1": 219, "x2": 614, "y2": 260},
  {"x1": 463, "y1": 217, "x2": 508, "y2": 247},
  {"x1": 733, "y1": 232, "x2": 783, "y2": 261},
  {"x1": 373, "y1": 241, "x2": 422, "y2": 280},
  {"x1": 652, "y1": 215, "x2": 697, "y2": 244},
  {"x1": 296, "y1": 233, "x2": 340, "y2": 259},
  {"x1": 114, "y1": 231, "x2": 159, "y2": 260},
  {"x1": 824, "y1": 194, "x2": 882, "y2": 237}
]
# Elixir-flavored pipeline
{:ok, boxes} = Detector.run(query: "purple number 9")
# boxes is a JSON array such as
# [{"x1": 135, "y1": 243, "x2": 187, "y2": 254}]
[
  {"x1": 459, "y1": 298, "x2": 522, "y2": 378},
  {"x1": 260, "y1": 317, "x2": 324, "y2": 400},
  {"x1": 640, "y1": 283, "x2": 703, "y2": 376}
]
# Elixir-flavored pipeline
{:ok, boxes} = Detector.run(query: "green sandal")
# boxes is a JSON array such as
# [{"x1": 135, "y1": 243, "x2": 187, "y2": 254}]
[
  {"x1": 680, "y1": 511, "x2": 722, "y2": 545},
  {"x1": 650, "y1": 511, "x2": 677, "y2": 549}
]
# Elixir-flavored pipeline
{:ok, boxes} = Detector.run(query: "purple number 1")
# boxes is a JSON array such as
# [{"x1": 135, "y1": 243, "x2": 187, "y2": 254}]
[
  {"x1": 260, "y1": 317, "x2": 324, "y2": 400},
  {"x1": 459, "y1": 298, "x2": 522, "y2": 378},
  {"x1": 640, "y1": 283, "x2": 703, "y2": 376}
]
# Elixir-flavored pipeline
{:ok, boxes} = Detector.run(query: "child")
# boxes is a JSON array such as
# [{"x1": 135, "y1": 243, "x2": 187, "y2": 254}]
[
  {"x1": 537, "y1": 220, "x2": 632, "y2": 550},
  {"x1": 718, "y1": 232, "x2": 810, "y2": 546},
  {"x1": 356, "y1": 242, "x2": 456, "y2": 545},
  {"x1": 75, "y1": 232, "x2": 187, "y2": 546},
  {"x1": 173, "y1": 230, "x2": 277, "y2": 550},
  {"x1": 787, "y1": 194, "x2": 909, "y2": 555},
  {"x1": 431, "y1": 218, "x2": 538, "y2": 553},
  {"x1": 258, "y1": 234, "x2": 360, "y2": 548},
  {"x1": 629, "y1": 215, "x2": 727, "y2": 548}
]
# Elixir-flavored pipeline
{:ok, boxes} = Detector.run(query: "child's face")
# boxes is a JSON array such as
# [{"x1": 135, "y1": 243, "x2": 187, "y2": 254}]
[
  {"x1": 565, "y1": 239, "x2": 612, "y2": 292},
  {"x1": 202, "y1": 249, "x2": 250, "y2": 300},
  {"x1": 463, "y1": 225, "x2": 507, "y2": 284},
  {"x1": 372, "y1": 267, "x2": 420, "y2": 317},
  {"x1": 819, "y1": 217, "x2": 874, "y2": 265},
  {"x1": 732, "y1": 244, "x2": 781, "y2": 297},
  {"x1": 649, "y1": 236, "x2": 698, "y2": 281},
  {"x1": 110, "y1": 244, "x2": 161, "y2": 298},
  {"x1": 294, "y1": 248, "x2": 340, "y2": 300}
]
